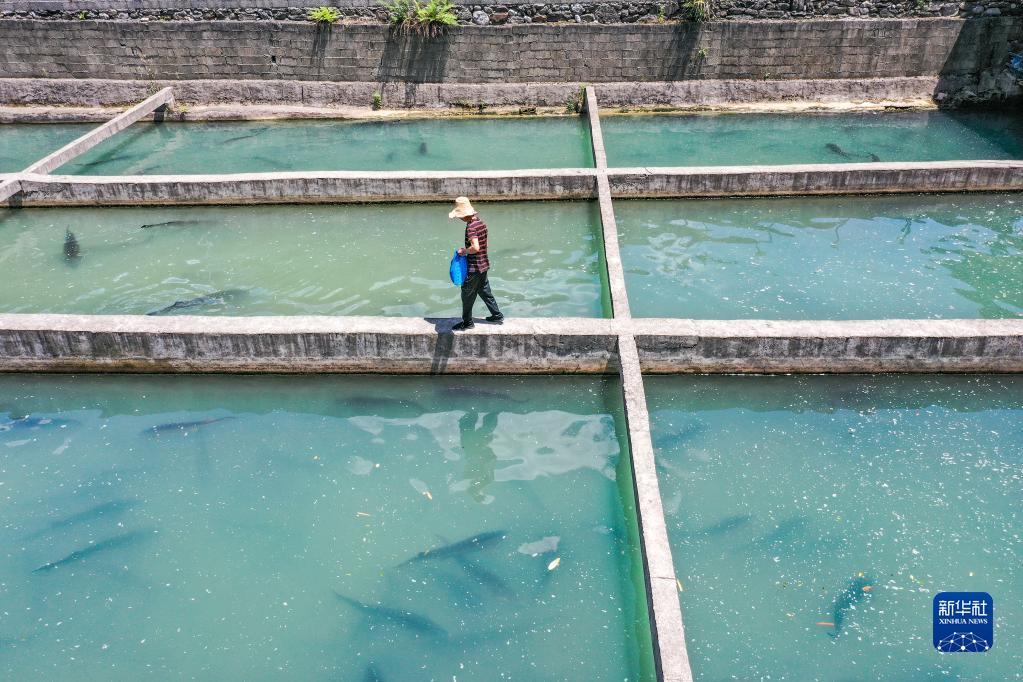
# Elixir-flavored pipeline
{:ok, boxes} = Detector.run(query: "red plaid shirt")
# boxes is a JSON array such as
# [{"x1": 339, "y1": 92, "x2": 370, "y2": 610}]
[{"x1": 465, "y1": 217, "x2": 490, "y2": 274}]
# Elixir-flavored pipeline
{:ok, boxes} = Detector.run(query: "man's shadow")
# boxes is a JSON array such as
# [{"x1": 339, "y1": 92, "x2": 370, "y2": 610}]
[{"x1": 425, "y1": 317, "x2": 457, "y2": 374}]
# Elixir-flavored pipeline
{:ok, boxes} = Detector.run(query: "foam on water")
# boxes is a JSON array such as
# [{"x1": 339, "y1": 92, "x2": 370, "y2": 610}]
[
  {"x1": 58, "y1": 117, "x2": 595, "y2": 174},
  {"x1": 602, "y1": 110, "x2": 1023, "y2": 167},
  {"x1": 0, "y1": 374, "x2": 652, "y2": 680},
  {"x1": 617, "y1": 193, "x2": 1023, "y2": 319},
  {"x1": 647, "y1": 374, "x2": 1023, "y2": 681},
  {"x1": 0, "y1": 201, "x2": 608, "y2": 318}
]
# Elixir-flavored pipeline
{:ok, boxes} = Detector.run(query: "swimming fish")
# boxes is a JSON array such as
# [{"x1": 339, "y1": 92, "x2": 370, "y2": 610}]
[
  {"x1": 363, "y1": 664, "x2": 385, "y2": 682},
  {"x1": 146, "y1": 289, "x2": 247, "y2": 315},
  {"x1": 63, "y1": 229, "x2": 80, "y2": 261},
  {"x1": 418, "y1": 141, "x2": 428, "y2": 155},
  {"x1": 681, "y1": 514, "x2": 753, "y2": 538},
  {"x1": 144, "y1": 416, "x2": 235, "y2": 436},
  {"x1": 439, "y1": 386, "x2": 526, "y2": 403},
  {"x1": 139, "y1": 219, "x2": 205, "y2": 229},
  {"x1": 23, "y1": 499, "x2": 139, "y2": 541},
  {"x1": 827, "y1": 574, "x2": 874, "y2": 638},
  {"x1": 76, "y1": 153, "x2": 141, "y2": 170},
  {"x1": 0, "y1": 415, "x2": 76, "y2": 432},
  {"x1": 867, "y1": 153, "x2": 881, "y2": 162},
  {"x1": 219, "y1": 131, "x2": 264, "y2": 145},
  {"x1": 747, "y1": 516, "x2": 809, "y2": 550},
  {"x1": 824, "y1": 143, "x2": 852, "y2": 159},
  {"x1": 333, "y1": 591, "x2": 447, "y2": 637},
  {"x1": 652, "y1": 422, "x2": 706, "y2": 451},
  {"x1": 32, "y1": 528, "x2": 155, "y2": 573},
  {"x1": 436, "y1": 534, "x2": 514, "y2": 599},
  {"x1": 399, "y1": 530, "x2": 506, "y2": 566}
]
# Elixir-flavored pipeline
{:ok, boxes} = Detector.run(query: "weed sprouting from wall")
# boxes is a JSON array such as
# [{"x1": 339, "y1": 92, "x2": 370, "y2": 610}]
[
  {"x1": 383, "y1": 0, "x2": 458, "y2": 38},
  {"x1": 682, "y1": 0, "x2": 710, "y2": 22},
  {"x1": 307, "y1": 6, "x2": 342, "y2": 23}
]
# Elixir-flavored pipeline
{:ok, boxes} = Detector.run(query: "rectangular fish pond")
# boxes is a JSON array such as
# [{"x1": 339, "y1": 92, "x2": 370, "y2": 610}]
[
  {"x1": 601, "y1": 109, "x2": 1023, "y2": 167},
  {"x1": 0, "y1": 123, "x2": 94, "y2": 172},
  {"x1": 647, "y1": 374, "x2": 1023, "y2": 681},
  {"x1": 616, "y1": 193, "x2": 1023, "y2": 319},
  {"x1": 56, "y1": 117, "x2": 594, "y2": 174},
  {"x1": 0, "y1": 374, "x2": 653, "y2": 681},
  {"x1": 0, "y1": 201, "x2": 609, "y2": 318}
]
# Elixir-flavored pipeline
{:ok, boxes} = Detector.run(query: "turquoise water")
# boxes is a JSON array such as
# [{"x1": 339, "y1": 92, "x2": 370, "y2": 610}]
[
  {"x1": 617, "y1": 194, "x2": 1023, "y2": 319},
  {"x1": 57, "y1": 118, "x2": 594, "y2": 174},
  {"x1": 0, "y1": 124, "x2": 92, "y2": 172},
  {"x1": 0, "y1": 374, "x2": 652, "y2": 680},
  {"x1": 0, "y1": 201, "x2": 607, "y2": 318},
  {"x1": 647, "y1": 375, "x2": 1023, "y2": 681},
  {"x1": 602, "y1": 110, "x2": 1023, "y2": 167}
]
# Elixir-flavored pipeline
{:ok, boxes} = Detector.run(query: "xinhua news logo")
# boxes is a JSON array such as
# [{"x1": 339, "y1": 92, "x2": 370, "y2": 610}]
[{"x1": 933, "y1": 592, "x2": 993, "y2": 653}]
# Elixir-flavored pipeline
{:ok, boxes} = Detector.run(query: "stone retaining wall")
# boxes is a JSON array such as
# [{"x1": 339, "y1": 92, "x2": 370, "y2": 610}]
[
  {"x1": 0, "y1": 18, "x2": 1017, "y2": 84},
  {"x1": 1, "y1": 0, "x2": 1019, "y2": 24}
]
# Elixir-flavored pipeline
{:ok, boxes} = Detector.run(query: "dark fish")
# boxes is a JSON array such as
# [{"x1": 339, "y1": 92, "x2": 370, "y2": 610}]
[
  {"x1": 139, "y1": 219, "x2": 205, "y2": 230},
  {"x1": 219, "y1": 132, "x2": 263, "y2": 145},
  {"x1": 682, "y1": 514, "x2": 753, "y2": 538},
  {"x1": 867, "y1": 153, "x2": 881, "y2": 162},
  {"x1": 0, "y1": 415, "x2": 76, "y2": 432},
  {"x1": 399, "y1": 530, "x2": 506, "y2": 566},
  {"x1": 747, "y1": 516, "x2": 809, "y2": 550},
  {"x1": 652, "y1": 422, "x2": 706, "y2": 451},
  {"x1": 146, "y1": 289, "x2": 247, "y2": 315},
  {"x1": 439, "y1": 386, "x2": 526, "y2": 403},
  {"x1": 827, "y1": 575, "x2": 873, "y2": 638},
  {"x1": 145, "y1": 415, "x2": 235, "y2": 436},
  {"x1": 436, "y1": 534, "x2": 514, "y2": 599},
  {"x1": 77, "y1": 153, "x2": 140, "y2": 170},
  {"x1": 364, "y1": 664, "x2": 385, "y2": 682},
  {"x1": 825, "y1": 143, "x2": 852, "y2": 159},
  {"x1": 23, "y1": 499, "x2": 139, "y2": 541},
  {"x1": 418, "y1": 141, "x2": 428, "y2": 155},
  {"x1": 63, "y1": 229, "x2": 80, "y2": 261},
  {"x1": 333, "y1": 591, "x2": 447, "y2": 637},
  {"x1": 32, "y1": 529, "x2": 154, "y2": 573},
  {"x1": 385, "y1": 151, "x2": 396, "y2": 162}
]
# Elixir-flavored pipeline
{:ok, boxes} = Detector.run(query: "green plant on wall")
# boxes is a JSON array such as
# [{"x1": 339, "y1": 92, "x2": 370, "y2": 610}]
[
  {"x1": 682, "y1": 0, "x2": 709, "y2": 22},
  {"x1": 372, "y1": 91, "x2": 383, "y2": 110},
  {"x1": 384, "y1": 0, "x2": 458, "y2": 38},
  {"x1": 696, "y1": 47, "x2": 708, "y2": 61},
  {"x1": 307, "y1": 6, "x2": 342, "y2": 23},
  {"x1": 915, "y1": 0, "x2": 927, "y2": 9}
]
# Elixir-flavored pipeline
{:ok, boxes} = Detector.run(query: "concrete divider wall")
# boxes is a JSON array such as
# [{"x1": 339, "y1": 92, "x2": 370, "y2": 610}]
[{"x1": 0, "y1": 18, "x2": 1018, "y2": 84}]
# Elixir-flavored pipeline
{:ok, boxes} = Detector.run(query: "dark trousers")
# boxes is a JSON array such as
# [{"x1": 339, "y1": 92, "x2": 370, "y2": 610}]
[{"x1": 461, "y1": 270, "x2": 502, "y2": 323}]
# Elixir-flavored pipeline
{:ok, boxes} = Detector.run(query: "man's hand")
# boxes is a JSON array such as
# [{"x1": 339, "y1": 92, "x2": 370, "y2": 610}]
[{"x1": 457, "y1": 247, "x2": 467, "y2": 256}]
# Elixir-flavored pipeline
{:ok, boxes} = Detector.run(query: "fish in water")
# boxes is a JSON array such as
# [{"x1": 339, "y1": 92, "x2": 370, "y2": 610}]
[
  {"x1": 363, "y1": 664, "x2": 385, "y2": 682},
  {"x1": 0, "y1": 415, "x2": 75, "y2": 432},
  {"x1": 144, "y1": 416, "x2": 235, "y2": 436},
  {"x1": 868, "y1": 153, "x2": 881, "y2": 162},
  {"x1": 333, "y1": 591, "x2": 447, "y2": 637},
  {"x1": 682, "y1": 514, "x2": 753, "y2": 538},
  {"x1": 219, "y1": 131, "x2": 264, "y2": 145},
  {"x1": 63, "y1": 229, "x2": 80, "y2": 261},
  {"x1": 747, "y1": 516, "x2": 809, "y2": 550},
  {"x1": 438, "y1": 386, "x2": 526, "y2": 403},
  {"x1": 76, "y1": 153, "x2": 140, "y2": 170},
  {"x1": 32, "y1": 528, "x2": 155, "y2": 573},
  {"x1": 436, "y1": 534, "x2": 515, "y2": 599},
  {"x1": 23, "y1": 499, "x2": 139, "y2": 541},
  {"x1": 399, "y1": 530, "x2": 506, "y2": 566},
  {"x1": 146, "y1": 289, "x2": 246, "y2": 315},
  {"x1": 827, "y1": 575, "x2": 874, "y2": 638},
  {"x1": 139, "y1": 219, "x2": 205, "y2": 230},
  {"x1": 824, "y1": 143, "x2": 852, "y2": 159},
  {"x1": 418, "y1": 142, "x2": 428, "y2": 155}
]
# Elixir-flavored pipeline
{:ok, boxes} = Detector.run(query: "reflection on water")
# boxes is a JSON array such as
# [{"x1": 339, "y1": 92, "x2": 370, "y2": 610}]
[
  {"x1": 648, "y1": 374, "x2": 1023, "y2": 681},
  {"x1": 0, "y1": 124, "x2": 93, "y2": 172},
  {"x1": 58, "y1": 117, "x2": 594, "y2": 174},
  {"x1": 0, "y1": 201, "x2": 606, "y2": 318},
  {"x1": 618, "y1": 194, "x2": 1023, "y2": 319},
  {"x1": 0, "y1": 374, "x2": 652, "y2": 680},
  {"x1": 602, "y1": 109, "x2": 1023, "y2": 167}
]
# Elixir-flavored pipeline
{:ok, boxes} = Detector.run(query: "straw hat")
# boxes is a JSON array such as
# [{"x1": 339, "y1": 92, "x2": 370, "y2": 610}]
[{"x1": 448, "y1": 196, "x2": 476, "y2": 219}]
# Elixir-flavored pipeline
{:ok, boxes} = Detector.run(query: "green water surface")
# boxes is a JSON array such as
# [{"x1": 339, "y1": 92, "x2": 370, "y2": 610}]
[
  {"x1": 617, "y1": 194, "x2": 1023, "y2": 319},
  {"x1": 0, "y1": 374, "x2": 652, "y2": 680},
  {"x1": 601, "y1": 110, "x2": 1023, "y2": 167},
  {"x1": 0, "y1": 201, "x2": 607, "y2": 318},
  {"x1": 0, "y1": 124, "x2": 93, "y2": 172},
  {"x1": 647, "y1": 374, "x2": 1023, "y2": 681},
  {"x1": 57, "y1": 117, "x2": 594, "y2": 174}
]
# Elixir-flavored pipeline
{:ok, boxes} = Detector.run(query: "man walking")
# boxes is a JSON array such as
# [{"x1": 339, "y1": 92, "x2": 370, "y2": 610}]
[{"x1": 449, "y1": 196, "x2": 503, "y2": 331}]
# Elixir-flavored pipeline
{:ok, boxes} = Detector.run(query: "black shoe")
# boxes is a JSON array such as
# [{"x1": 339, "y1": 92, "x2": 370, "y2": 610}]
[
  {"x1": 452, "y1": 321, "x2": 475, "y2": 331},
  {"x1": 485, "y1": 315, "x2": 504, "y2": 324}
]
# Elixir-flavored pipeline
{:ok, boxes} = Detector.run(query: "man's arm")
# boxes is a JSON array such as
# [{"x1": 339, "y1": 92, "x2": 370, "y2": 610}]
[{"x1": 458, "y1": 237, "x2": 481, "y2": 256}]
